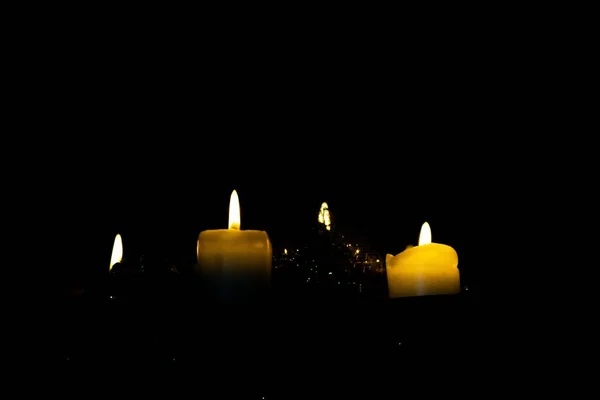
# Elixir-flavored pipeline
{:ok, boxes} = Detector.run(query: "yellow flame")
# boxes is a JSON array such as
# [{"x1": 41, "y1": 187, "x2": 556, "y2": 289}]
[
  {"x1": 109, "y1": 234, "x2": 123, "y2": 271},
  {"x1": 418, "y1": 222, "x2": 432, "y2": 246},
  {"x1": 228, "y1": 190, "x2": 241, "y2": 230},
  {"x1": 284, "y1": 248, "x2": 288, "y2": 255}
]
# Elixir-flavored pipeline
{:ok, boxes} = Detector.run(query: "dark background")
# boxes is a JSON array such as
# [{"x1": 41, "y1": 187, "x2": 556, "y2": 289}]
[
  {"x1": 24, "y1": 29, "x2": 486, "y2": 296},
  {"x1": 11, "y1": 12, "x2": 495, "y2": 392},
  {"x1": 53, "y1": 124, "x2": 478, "y2": 292}
]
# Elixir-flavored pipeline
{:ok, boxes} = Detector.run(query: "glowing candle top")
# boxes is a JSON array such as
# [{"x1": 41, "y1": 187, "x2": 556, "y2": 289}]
[{"x1": 386, "y1": 222, "x2": 460, "y2": 297}]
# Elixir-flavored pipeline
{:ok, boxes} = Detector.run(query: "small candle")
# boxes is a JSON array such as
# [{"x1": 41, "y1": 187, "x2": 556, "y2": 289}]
[
  {"x1": 108, "y1": 233, "x2": 126, "y2": 300},
  {"x1": 108, "y1": 233, "x2": 137, "y2": 278},
  {"x1": 386, "y1": 222, "x2": 460, "y2": 298},
  {"x1": 109, "y1": 234, "x2": 123, "y2": 271},
  {"x1": 196, "y1": 190, "x2": 272, "y2": 300}
]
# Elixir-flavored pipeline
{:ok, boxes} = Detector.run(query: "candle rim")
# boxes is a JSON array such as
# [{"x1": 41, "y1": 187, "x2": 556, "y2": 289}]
[{"x1": 387, "y1": 242, "x2": 458, "y2": 258}]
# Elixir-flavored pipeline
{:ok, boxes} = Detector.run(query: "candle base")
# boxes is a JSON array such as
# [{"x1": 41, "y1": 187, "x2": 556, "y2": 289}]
[
  {"x1": 194, "y1": 261, "x2": 272, "y2": 305},
  {"x1": 200, "y1": 277, "x2": 272, "y2": 305}
]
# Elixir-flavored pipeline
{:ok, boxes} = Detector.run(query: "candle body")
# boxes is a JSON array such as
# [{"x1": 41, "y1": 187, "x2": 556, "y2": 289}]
[
  {"x1": 386, "y1": 243, "x2": 460, "y2": 298},
  {"x1": 197, "y1": 229, "x2": 272, "y2": 300}
]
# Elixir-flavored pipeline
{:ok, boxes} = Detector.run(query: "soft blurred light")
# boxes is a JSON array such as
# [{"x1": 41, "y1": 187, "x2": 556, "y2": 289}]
[{"x1": 318, "y1": 202, "x2": 331, "y2": 230}]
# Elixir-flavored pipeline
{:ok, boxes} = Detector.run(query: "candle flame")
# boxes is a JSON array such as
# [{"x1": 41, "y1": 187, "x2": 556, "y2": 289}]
[
  {"x1": 109, "y1": 234, "x2": 123, "y2": 271},
  {"x1": 228, "y1": 190, "x2": 241, "y2": 230},
  {"x1": 418, "y1": 222, "x2": 432, "y2": 246}
]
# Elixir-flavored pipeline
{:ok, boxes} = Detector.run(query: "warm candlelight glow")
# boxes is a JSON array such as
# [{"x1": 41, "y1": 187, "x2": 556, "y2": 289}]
[
  {"x1": 228, "y1": 190, "x2": 241, "y2": 230},
  {"x1": 109, "y1": 234, "x2": 123, "y2": 271},
  {"x1": 386, "y1": 222, "x2": 460, "y2": 297},
  {"x1": 197, "y1": 189, "x2": 272, "y2": 300},
  {"x1": 418, "y1": 221, "x2": 432, "y2": 245}
]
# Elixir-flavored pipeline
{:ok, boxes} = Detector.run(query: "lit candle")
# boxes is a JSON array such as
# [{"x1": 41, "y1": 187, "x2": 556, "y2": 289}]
[
  {"x1": 385, "y1": 222, "x2": 460, "y2": 298},
  {"x1": 196, "y1": 190, "x2": 272, "y2": 300},
  {"x1": 108, "y1": 233, "x2": 137, "y2": 277},
  {"x1": 109, "y1": 233, "x2": 123, "y2": 271},
  {"x1": 108, "y1": 233, "x2": 125, "y2": 300}
]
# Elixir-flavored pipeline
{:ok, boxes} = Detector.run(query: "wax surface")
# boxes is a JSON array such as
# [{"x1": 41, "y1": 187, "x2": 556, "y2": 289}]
[
  {"x1": 197, "y1": 229, "x2": 272, "y2": 299},
  {"x1": 386, "y1": 243, "x2": 460, "y2": 298}
]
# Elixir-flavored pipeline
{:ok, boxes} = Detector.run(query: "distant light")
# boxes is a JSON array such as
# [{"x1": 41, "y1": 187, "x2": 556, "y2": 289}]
[
  {"x1": 318, "y1": 202, "x2": 331, "y2": 230},
  {"x1": 328, "y1": 272, "x2": 332, "y2": 275}
]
